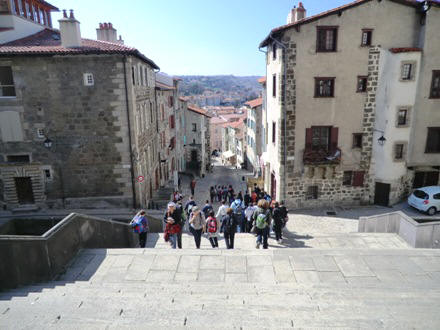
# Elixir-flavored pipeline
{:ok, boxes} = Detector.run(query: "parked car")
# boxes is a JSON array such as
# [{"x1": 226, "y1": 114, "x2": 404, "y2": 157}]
[{"x1": 408, "y1": 186, "x2": 440, "y2": 216}]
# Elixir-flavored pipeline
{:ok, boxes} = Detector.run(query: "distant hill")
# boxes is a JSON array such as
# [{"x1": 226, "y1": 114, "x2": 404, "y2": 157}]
[{"x1": 177, "y1": 75, "x2": 262, "y2": 106}]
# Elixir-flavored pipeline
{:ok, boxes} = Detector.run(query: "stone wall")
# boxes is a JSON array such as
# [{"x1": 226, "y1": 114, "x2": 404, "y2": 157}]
[{"x1": 0, "y1": 55, "x2": 134, "y2": 209}]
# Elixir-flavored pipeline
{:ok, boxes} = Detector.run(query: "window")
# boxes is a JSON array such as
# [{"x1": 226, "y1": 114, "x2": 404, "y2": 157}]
[
  {"x1": 356, "y1": 76, "x2": 368, "y2": 92},
  {"x1": 314, "y1": 78, "x2": 335, "y2": 97},
  {"x1": 272, "y1": 43, "x2": 277, "y2": 60},
  {"x1": 7, "y1": 155, "x2": 30, "y2": 163},
  {"x1": 83, "y1": 73, "x2": 94, "y2": 86},
  {"x1": 400, "y1": 62, "x2": 415, "y2": 81},
  {"x1": 311, "y1": 126, "x2": 330, "y2": 151},
  {"x1": 272, "y1": 121, "x2": 276, "y2": 144},
  {"x1": 25, "y1": 1, "x2": 31, "y2": 19},
  {"x1": 343, "y1": 171, "x2": 353, "y2": 186},
  {"x1": 361, "y1": 29, "x2": 373, "y2": 46},
  {"x1": 10, "y1": 0, "x2": 17, "y2": 14},
  {"x1": 192, "y1": 123, "x2": 197, "y2": 132},
  {"x1": 0, "y1": 66, "x2": 16, "y2": 97},
  {"x1": 425, "y1": 128, "x2": 440, "y2": 153},
  {"x1": 397, "y1": 108, "x2": 408, "y2": 126},
  {"x1": 352, "y1": 133, "x2": 363, "y2": 148},
  {"x1": 37, "y1": 128, "x2": 44, "y2": 138},
  {"x1": 316, "y1": 26, "x2": 338, "y2": 52},
  {"x1": 430, "y1": 70, "x2": 440, "y2": 98},
  {"x1": 413, "y1": 171, "x2": 439, "y2": 188},
  {"x1": 131, "y1": 66, "x2": 136, "y2": 85},
  {"x1": 306, "y1": 186, "x2": 318, "y2": 200},
  {"x1": 168, "y1": 96, "x2": 174, "y2": 107},
  {"x1": 39, "y1": 7, "x2": 45, "y2": 24},
  {"x1": 343, "y1": 171, "x2": 365, "y2": 186},
  {"x1": 394, "y1": 143, "x2": 404, "y2": 160},
  {"x1": 434, "y1": 193, "x2": 440, "y2": 200},
  {"x1": 144, "y1": 67, "x2": 148, "y2": 87},
  {"x1": 161, "y1": 104, "x2": 164, "y2": 120},
  {"x1": 150, "y1": 102, "x2": 153, "y2": 123},
  {"x1": 0, "y1": 111, "x2": 24, "y2": 141},
  {"x1": 272, "y1": 74, "x2": 276, "y2": 98},
  {"x1": 43, "y1": 168, "x2": 53, "y2": 182},
  {"x1": 169, "y1": 115, "x2": 175, "y2": 129}
]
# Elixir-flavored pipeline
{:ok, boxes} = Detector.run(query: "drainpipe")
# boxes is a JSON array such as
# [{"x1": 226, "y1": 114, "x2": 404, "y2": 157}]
[
  {"x1": 122, "y1": 55, "x2": 137, "y2": 209},
  {"x1": 264, "y1": 34, "x2": 288, "y2": 201}
]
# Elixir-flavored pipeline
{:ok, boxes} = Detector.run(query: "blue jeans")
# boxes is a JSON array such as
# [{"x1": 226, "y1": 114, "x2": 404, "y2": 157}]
[
  {"x1": 234, "y1": 213, "x2": 244, "y2": 233},
  {"x1": 256, "y1": 227, "x2": 269, "y2": 249},
  {"x1": 169, "y1": 234, "x2": 177, "y2": 249}
]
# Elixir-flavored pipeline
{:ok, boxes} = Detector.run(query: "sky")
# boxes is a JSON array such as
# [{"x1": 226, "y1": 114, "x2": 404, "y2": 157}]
[{"x1": 49, "y1": 0, "x2": 355, "y2": 76}]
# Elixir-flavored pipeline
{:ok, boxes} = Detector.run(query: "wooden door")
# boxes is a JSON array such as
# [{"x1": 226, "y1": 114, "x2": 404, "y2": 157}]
[
  {"x1": 374, "y1": 182, "x2": 390, "y2": 207},
  {"x1": 271, "y1": 173, "x2": 276, "y2": 200},
  {"x1": 14, "y1": 177, "x2": 35, "y2": 204}
]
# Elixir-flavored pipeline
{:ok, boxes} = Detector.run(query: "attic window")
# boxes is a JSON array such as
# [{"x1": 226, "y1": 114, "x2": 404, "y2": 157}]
[{"x1": 83, "y1": 73, "x2": 94, "y2": 86}]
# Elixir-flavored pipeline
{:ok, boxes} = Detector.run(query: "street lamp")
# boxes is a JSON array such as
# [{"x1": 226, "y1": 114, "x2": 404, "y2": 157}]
[
  {"x1": 42, "y1": 136, "x2": 66, "y2": 208},
  {"x1": 43, "y1": 137, "x2": 53, "y2": 149},
  {"x1": 377, "y1": 135, "x2": 386, "y2": 146}
]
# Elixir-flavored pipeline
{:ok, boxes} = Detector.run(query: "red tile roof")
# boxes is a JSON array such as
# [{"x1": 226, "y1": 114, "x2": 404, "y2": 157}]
[
  {"x1": 390, "y1": 47, "x2": 422, "y2": 53},
  {"x1": 258, "y1": 77, "x2": 266, "y2": 84},
  {"x1": 245, "y1": 97, "x2": 263, "y2": 109},
  {"x1": 260, "y1": 0, "x2": 419, "y2": 47},
  {"x1": 0, "y1": 29, "x2": 159, "y2": 69},
  {"x1": 187, "y1": 104, "x2": 212, "y2": 118},
  {"x1": 156, "y1": 81, "x2": 175, "y2": 90}
]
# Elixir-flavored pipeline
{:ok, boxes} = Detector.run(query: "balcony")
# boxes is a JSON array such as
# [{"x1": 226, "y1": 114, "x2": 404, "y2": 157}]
[{"x1": 303, "y1": 148, "x2": 341, "y2": 165}]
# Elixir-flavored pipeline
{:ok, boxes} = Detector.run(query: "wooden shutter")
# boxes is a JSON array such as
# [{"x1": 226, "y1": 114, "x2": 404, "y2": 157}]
[
  {"x1": 330, "y1": 127, "x2": 339, "y2": 151},
  {"x1": 352, "y1": 171, "x2": 365, "y2": 187},
  {"x1": 305, "y1": 128, "x2": 312, "y2": 150}
]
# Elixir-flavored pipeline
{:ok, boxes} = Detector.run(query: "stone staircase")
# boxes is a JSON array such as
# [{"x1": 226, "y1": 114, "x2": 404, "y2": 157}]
[
  {"x1": 2, "y1": 235, "x2": 440, "y2": 329},
  {"x1": 151, "y1": 185, "x2": 174, "y2": 209}
]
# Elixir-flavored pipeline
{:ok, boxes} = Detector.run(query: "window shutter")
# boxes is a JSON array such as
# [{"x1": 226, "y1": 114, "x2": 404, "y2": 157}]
[
  {"x1": 330, "y1": 127, "x2": 339, "y2": 151},
  {"x1": 305, "y1": 128, "x2": 312, "y2": 150},
  {"x1": 352, "y1": 171, "x2": 365, "y2": 187}
]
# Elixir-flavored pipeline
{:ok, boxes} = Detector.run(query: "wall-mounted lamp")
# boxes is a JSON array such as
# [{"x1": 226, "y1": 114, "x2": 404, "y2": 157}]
[
  {"x1": 373, "y1": 129, "x2": 386, "y2": 146},
  {"x1": 43, "y1": 137, "x2": 53, "y2": 149}
]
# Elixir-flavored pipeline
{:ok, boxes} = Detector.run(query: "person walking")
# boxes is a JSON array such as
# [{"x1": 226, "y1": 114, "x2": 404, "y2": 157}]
[
  {"x1": 216, "y1": 200, "x2": 228, "y2": 220},
  {"x1": 176, "y1": 200, "x2": 185, "y2": 249},
  {"x1": 205, "y1": 210, "x2": 220, "y2": 248},
  {"x1": 202, "y1": 200, "x2": 213, "y2": 218},
  {"x1": 184, "y1": 196, "x2": 197, "y2": 221},
  {"x1": 189, "y1": 206, "x2": 205, "y2": 249},
  {"x1": 222, "y1": 186, "x2": 228, "y2": 202},
  {"x1": 217, "y1": 185, "x2": 222, "y2": 202},
  {"x1": 221, "y1": 208, "x2": 236, "y2": 249},
  {"x1": 252, "y1": 200, "x2": 272, "y2": 249},
  {"x1": 164, "y1": 202, "x2": 182, "y2": 249},
  {"x1": 280, "y1": 200, "x2": 289, "y2": 228},
  {"x1": 244, "y1": 191, "x2": 251, "y2": 207},
  {"x1": 209, "y1": 186, "x2": 216, "y2": 204},
  {"x1": 190, "y1": 179, "x2": 197, "y2": 196},
  {"x1": 230, "y1": 196, "x2": 245, "y2": 233},
  {"x1": 130, "y1": 210, "x2": 149, "y2": 248},
  {"x1": 272, "y1": 202, "x2": 284, "y2": 243},
  {"x1": 244, "y1": 202, "x2": 256, "y2": 233}
]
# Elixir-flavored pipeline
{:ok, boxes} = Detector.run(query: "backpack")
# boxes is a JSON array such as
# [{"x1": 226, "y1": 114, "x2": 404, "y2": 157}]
[
  {"x1": 255, "y1": 212, "x2": 268, "y2": 229},
  {"x1": 131, "y1": 215, "x2": 145, "y2": 233},
  {"x1": 222, "y1": 215, "x2": 234, "y2": 232},
  {"x1": 207, "y1": 216, "x2": 217, "y2": 233},
  {"x1": 232, "y1": 201, "x2": 243, "y2": 214}
]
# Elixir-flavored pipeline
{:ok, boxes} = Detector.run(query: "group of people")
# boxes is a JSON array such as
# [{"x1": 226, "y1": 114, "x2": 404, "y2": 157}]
[{"x1": 130, "y1": 183, "x2": 288, "y2": 249}]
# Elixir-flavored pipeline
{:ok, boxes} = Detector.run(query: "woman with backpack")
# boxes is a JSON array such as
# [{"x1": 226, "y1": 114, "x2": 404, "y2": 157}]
[
  {"x1": 189, "y1": 206, "x2": 206, "y2": 249},
  {"x1": 130, "y1": 210, "x2": 149, "y2": 248},
  {"x1": 252, "y1": 200, "x2": 272, "y2": 249},
  {"x1": 221, "y1": 208, "x2": 236, "y2": 249},
  {"x1": 205, "y1": 210, "x2": 220, "y2": 248}
]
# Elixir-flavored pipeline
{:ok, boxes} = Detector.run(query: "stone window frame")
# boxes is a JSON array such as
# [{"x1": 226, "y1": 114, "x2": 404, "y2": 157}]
[
  {"x1": 5, "y1": 153, "x2": 32, "y2": 163},
  {"x1": 399, "y1": 61, "x2": 416, "y2": 82},
  {"x1": 352, "y1": 133, "x2": 363, "y2": 149},
  {"x1": 36, "y1": 128, "x2": 45, "y2": 139},
  {"x1": 429, "y1": 70, "x2": 440, "y2": 99},
  {"x1": 395, "y1": 106, "x2": 411, "y2": 128},
  {"x1": 0, "y1": 65, "x2": 17, "y2": 97},
  {"x1": 356, "y1": 76, "x2": 368, "y2": 93},
  {"x1": 343, "y1": 171, "x2": 353, "y2": 186},
  {"x1": 314, "y1": 77, "x2": 335, "y2": 98},
  {"x1": 393, "y1": 141, "x2": 407, "y2": 162}
]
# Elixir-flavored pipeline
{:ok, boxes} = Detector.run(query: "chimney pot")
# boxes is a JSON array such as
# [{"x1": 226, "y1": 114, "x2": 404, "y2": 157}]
[
  {"x1": 99, "y1": 23, "x2": 103, "y2": 28},
  {"x1": 69, "y1": 9, "x2": 74, "y2": 19},
  {"x1": 62, "y1": 9, "x2": 67, "y2": 18},
  {"x1": 109, "y1": 23, "x2": 113, "y2": 29},
  {"x1": 59, "y1": 10, "x2": 81, "y2": 47}
]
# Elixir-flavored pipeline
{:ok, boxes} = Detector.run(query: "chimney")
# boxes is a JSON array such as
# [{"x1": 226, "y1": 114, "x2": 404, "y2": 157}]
[
  {"x1": 287, "y1": 2, "x2": 306, "y2": 24},
  {"x1": 96, "y1": 22, "x2": 123, "y2": 44},
  {"x1": 58, "y1": 9, "x2": 82, "y2": 48}
]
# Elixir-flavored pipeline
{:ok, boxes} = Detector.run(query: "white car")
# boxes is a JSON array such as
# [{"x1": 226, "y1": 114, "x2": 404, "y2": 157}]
[{"x1": 408, "y1": 186, "x2": 440, "y2": 216}]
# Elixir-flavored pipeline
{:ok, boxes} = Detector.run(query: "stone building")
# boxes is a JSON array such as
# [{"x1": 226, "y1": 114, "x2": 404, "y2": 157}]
[
  {"x1": 221, "y1": 118, "x2": 246, "y2": 168},
  {"x1": 155, "y1": 73, "x2": 184, "y2": 189},
  {"x1": 259, "y1": 0, "x2": 440, "y2": 207},
  {"x1": 0, "y1": 5, "x2": 160, "y2": 210},
  {"x1": 209, "y1": 116, "x2": 228, "y2": 153},
  {"x1": 184, "y1": 104, "x2": 211, "y2": 177},
  {"x1": 245, "y1": 97, "x2": 263, "y2": 174}
]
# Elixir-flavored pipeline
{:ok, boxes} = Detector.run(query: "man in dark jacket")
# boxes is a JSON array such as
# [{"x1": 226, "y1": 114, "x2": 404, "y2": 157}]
[
  {"x1": 272, "y1": 202, "x2": 284, "y2": 243},
  {"x1": 220, "y1": 208, "x2": 236, "y2": 249}
]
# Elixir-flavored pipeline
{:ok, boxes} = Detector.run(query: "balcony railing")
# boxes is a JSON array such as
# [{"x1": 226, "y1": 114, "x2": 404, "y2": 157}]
[{"x1": 303, "y1": 148, "x2": 341, "y2": 165}]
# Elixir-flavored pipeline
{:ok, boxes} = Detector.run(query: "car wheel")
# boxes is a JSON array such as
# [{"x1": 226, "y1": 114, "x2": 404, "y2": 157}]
[{"x1": 427, "y1": 207, "x2": 437, "y2": 216}]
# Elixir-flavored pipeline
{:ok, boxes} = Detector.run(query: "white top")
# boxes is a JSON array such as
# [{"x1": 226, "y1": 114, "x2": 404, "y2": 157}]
[
  {"x1": 216, "y1": 204, "x2": 228, "y2": 219},
  {"x1": 245, "y1": 206, "x2": 256, "y2": 220}
]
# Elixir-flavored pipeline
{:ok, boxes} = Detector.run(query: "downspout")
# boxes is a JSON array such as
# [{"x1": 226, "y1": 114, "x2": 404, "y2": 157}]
[
  {"x1": 268, "y1": 34, "x2": 287, "y2": 202},
  {"x1": 122, "y1": 55, "x2": 137, "y2": 209}
]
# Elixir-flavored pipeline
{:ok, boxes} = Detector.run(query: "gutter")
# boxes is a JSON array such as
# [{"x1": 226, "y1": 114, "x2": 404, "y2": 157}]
[{"x1": 122, "y1": 55, "x2": 137, "y2": 209}]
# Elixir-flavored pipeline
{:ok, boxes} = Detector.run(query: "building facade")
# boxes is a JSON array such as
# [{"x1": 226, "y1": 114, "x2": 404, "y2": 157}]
[
  {"x1": 260, "y1": 0, "x2": 440, "y2": 207},
  {"x1": 245, "y1": 97, "x2": 263, "y2": 174},
  {"x1": 0, "y1": 5, "x2": 161, "y2": 209}
]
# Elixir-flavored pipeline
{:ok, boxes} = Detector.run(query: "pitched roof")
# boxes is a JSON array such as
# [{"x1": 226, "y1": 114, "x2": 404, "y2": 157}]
[
  {"x1": 245, "y1": 97, "x2": 263, "y2": 109},
  {"x1": 258, "y1": 77, "x2": 266, "y2": 84},
  {"x1": 260, "y1": 0, "x2": 419, "y2": 47},
  {"x1": 155, "y1": 81, "x2": 175, "y2": 90},
  {"x1": 187, "y1": 104, "x2": 212, "y2": 118},
  {"x1": 389, "y1": 47, "x2": 422, "y2": 53},
  {"x1": 0, "y1": 29, "x2": 159, "y2": 69}
]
